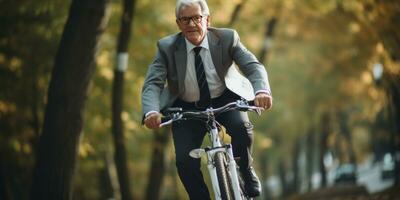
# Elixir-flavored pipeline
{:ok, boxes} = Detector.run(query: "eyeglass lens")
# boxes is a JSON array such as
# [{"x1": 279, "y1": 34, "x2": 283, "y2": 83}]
[{"x1": 180, "y1": 15, "x2": 202, "y2": 25}]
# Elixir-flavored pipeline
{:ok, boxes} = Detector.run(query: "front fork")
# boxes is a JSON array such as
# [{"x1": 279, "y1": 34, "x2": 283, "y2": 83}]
[
  {"x1": 207, "y1": 123, "x2": 224, "y2": 199},
  {"x1": 203, "y1": 121, "x2": 244, "y2": 199},
  {"x1": 226, "y1": 145, "x2": 243, "y2": 199},
  {"x1": 205, "y1": 144, "x2": 243, "y2": 200}
]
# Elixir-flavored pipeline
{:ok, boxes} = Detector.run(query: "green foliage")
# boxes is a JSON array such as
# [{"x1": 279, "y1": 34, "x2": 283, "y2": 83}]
[{"x1": 1, "y1": 0, "x2": 398, "y2": 199}]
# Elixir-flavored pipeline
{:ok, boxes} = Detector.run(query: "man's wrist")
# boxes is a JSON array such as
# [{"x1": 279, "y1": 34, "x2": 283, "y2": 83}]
[
  {"x1": 145, "y1": 110, "x2": 160, "y2": 118},
  {"x1": 255, "y1": 89, "x2": 271, "y2": 96}
]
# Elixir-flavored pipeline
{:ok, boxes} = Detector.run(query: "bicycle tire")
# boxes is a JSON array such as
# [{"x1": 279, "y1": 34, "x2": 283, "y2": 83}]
[{"x1": 214, "y1": 152, "x2": 234, "y2": 200}]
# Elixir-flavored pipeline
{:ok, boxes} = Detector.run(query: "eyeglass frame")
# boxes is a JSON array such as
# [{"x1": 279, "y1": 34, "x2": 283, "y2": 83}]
[{"x1": 177, "y1": 15, "x2": 205, "y2": 25}]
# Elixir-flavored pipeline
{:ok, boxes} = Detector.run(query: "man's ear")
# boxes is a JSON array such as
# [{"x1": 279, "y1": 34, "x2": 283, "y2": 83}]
[{"x1": 206, "y1": 16, "x2": 211, "y2": 27}]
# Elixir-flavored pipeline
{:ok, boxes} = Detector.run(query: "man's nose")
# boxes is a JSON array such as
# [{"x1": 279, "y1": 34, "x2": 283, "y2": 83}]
[{"x1": 188, "y1": 18, "x2": 196, "y2": 26}]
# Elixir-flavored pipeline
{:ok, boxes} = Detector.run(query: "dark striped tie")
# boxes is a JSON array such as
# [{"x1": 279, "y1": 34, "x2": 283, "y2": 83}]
[{"x1": 193, "y1": 47, "x2": 211, "y2": 108}]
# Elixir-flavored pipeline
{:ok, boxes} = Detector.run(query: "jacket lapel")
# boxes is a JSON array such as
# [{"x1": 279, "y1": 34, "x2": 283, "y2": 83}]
[
  {"x1": 174, "y1": 34, "x2": 187, "y2": 94},
  {"x1": 208, "y1": 30, "x2": 224, "y2": 81}
]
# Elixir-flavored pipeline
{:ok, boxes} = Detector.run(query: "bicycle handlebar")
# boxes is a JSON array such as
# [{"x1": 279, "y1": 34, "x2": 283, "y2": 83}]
[{"x1": 159, "y1": 99, "x2": 263, "y2": 127}]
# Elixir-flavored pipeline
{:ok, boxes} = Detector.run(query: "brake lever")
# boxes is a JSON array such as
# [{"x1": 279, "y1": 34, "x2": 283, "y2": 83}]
[
  {"x1": 235, "y1": 100, "x2": 263, "y2": 114},
  {"x1": 254, "y1": 107, "x2": 263, "y2": 116},
  {"x1": 159, "y1": 113, "x2": 183, "y2": 127}
]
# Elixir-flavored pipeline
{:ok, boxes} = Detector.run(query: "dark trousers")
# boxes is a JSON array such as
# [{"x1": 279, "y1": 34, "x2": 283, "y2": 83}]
[{"x1": 171, "y1": 90, "x2": 255, "y2": 200}]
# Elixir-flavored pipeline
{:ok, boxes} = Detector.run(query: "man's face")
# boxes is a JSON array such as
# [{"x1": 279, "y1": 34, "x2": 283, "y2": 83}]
[{"x1": 176, "y1": 4, "x2": 209, "y2": 46}]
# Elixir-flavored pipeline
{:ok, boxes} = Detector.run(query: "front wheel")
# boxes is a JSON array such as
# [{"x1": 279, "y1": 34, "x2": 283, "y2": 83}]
[{"x1": 214, "y1": 152, "x2": 234, "y2": 200}]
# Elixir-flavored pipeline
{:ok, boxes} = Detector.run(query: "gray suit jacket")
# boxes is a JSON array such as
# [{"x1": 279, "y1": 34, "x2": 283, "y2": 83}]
[{"x1": 141, "y1": 27, "x2": 271, "y2": 115}]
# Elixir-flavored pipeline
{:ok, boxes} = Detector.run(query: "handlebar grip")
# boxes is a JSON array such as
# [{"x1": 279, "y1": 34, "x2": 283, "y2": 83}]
[{"x1": 247, "y1": 100, "x2": 255, "y2": 106}]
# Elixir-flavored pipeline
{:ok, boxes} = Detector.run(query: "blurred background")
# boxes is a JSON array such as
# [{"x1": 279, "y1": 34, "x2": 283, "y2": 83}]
[{"x1": 0, "y1": 0, "x2": 399, "y2": 199}]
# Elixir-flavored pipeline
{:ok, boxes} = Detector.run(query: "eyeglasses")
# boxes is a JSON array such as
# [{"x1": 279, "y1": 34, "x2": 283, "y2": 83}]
[{"x1": 178, "y1": 15, "x2": 203, "y2": 25}]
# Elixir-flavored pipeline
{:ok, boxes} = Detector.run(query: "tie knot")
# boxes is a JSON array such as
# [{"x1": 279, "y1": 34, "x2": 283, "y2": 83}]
[{"x1": 193, "y1": 47, "x2": 202, "y2": 55}]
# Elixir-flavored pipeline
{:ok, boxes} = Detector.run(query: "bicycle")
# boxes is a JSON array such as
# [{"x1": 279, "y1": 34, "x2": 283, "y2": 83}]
[{"x1": 160, "y1": 99, "x2": 263, "y2": 200}]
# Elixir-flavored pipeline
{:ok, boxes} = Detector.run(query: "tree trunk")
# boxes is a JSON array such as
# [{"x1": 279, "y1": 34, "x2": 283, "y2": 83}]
[
  {"x1": 0, "y1": 153, "x2": 12, "y2": 200},
  {"x1": 258, "y1": 17, "x2": 278, "y2": 64},
  {"x1": 291, "y1": 138, "x2": 301, "y2": 193},
  {"x1": 306, "y1": 130, "x2": 315, "y2": 191},
  {"x1": 228, "y1": 0, "x2": 248, "y2": 26},
  {"x1": 338, "y1": 111, "x2": 357, "y2": 180},
  {"x1": 112, "y1": 0, "x2": 135, "y2": 199},
  {"x1": 319, "y1": 112, "x2": 330, "y2": 188},
  {"x1": 278, "y1": 160, "x2": 288, "y2": 198},
  {"x1": 376, "y1": 4, "x2": 400, "y2": 62},
  {"x1": 387, "y1": 76, "x2": 400, "y2": 184},
  {"x1": 99, "y1": 164, "x2": 115, "y2": 200},
  {"x1": 30, "y1": 0, "x2": 110, "y2": 199},
  {"x1": 170, "y1": 158, "x2": 182, "y2": 200},
  {"x1": 145, "y1": 128, "x2": 170, "y2": 200}
]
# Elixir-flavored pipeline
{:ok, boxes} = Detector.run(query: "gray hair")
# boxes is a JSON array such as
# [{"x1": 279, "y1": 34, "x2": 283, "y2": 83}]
[{"x1": 175, "y1": 0, "x2": 210, "y2": 18}]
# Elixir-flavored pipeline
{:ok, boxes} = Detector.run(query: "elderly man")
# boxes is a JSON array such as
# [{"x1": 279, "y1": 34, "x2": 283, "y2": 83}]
[{"x1": 141, "y1": 0, "x2": 272, "y2": 199}]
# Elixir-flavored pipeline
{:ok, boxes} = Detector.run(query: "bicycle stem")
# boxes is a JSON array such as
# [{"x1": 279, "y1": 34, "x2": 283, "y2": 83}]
[{"x1": 207, "y1": 114, "x2": 223, "y2": 148}]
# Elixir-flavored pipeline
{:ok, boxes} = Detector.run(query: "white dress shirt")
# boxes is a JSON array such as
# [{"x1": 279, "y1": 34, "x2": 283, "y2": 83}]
[{"x1": 180, "y1": 35, "x2": 226, "y2": 102}]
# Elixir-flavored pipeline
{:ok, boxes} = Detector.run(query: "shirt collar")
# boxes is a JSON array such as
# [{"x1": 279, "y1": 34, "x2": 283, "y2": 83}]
[{"x1": 185, "y1": 34, "x2": 209, "y2": 54}]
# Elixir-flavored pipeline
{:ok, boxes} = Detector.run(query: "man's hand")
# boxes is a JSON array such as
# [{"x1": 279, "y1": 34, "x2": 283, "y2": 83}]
[
  {"x1": 144, "y1": 112, "x2": 162, "y2": 129},
  {"x1": 254, "y1": 92, "x2": 272, "y2": 110}
]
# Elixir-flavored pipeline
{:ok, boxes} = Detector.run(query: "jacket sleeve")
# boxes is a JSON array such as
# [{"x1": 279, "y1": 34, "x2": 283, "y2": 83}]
[{"x1": 141, "y1": 41, "x2": 168, "y2": 116}]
